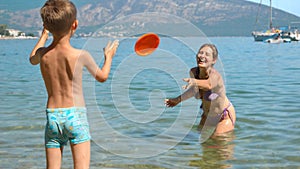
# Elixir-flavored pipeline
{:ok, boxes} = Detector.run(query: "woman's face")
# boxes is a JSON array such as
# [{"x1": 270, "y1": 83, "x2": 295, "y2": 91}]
[{"x1": 196, "y1": 46, "x2": 216, "y2": 68}]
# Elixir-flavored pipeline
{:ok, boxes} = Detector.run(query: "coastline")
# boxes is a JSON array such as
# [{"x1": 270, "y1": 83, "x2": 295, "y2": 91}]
[{"x1": 0, "y1": 36, "x2": 38, "y2": 40}]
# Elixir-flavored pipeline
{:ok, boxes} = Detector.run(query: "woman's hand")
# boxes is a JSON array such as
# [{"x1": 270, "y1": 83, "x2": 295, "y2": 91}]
[
  {"x1": 164, "y1": 97, "x2": 181, "y2": 107},
  {"x1": 182, "y1": 78, "x2": 197, "y2": 89}
]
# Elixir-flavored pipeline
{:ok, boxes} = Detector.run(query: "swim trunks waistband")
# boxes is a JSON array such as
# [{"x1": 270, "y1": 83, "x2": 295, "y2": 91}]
[{"x1": 46, "y1": 107, "x2": 86, "y2": 113}]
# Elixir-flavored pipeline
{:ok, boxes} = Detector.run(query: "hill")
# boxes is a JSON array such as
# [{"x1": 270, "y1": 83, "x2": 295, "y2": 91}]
[{"x1": 1, "y1": 0, "x2": 300, "y2": 36}]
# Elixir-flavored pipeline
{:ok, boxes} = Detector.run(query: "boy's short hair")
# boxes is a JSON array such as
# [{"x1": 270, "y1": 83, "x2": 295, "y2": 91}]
[{"x1": 40, "y1": 0, "x2": 77, "y2": 36}]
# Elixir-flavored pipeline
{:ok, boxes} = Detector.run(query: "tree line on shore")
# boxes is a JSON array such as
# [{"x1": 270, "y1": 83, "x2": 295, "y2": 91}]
[{"x1": 0, "y1": 24, "x2": 35, "y2": 37}]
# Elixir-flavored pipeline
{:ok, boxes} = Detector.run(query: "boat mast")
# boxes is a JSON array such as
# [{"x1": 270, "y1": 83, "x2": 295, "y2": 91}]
[{"x1": 269, "y1": 0, "x2": 272, "y2": 29}]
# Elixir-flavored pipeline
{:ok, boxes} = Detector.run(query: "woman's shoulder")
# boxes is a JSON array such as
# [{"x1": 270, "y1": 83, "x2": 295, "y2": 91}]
[
  {"x1": 190, "y1": 67, "x2": 198, "y2": 74},
  {"x1": 189, "y1": 67, "x2": 198, "y2": 77},
  {"x1": 210, "y1": 68, "x2": 222, "y2": 78}
]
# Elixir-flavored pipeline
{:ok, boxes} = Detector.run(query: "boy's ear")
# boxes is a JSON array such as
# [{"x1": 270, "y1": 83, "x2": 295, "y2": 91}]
[{"x1": 72, "y1": 20, "x2": 78, "y2": 30}]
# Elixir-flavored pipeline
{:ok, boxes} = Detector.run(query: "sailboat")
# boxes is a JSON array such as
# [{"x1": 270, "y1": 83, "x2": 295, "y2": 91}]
[
  {"x1": 252, "y1": 0, "x2": 279, "y2": 41},
  {"x1": 251, "y1": 0, "x2": 293, "y2": 42}
]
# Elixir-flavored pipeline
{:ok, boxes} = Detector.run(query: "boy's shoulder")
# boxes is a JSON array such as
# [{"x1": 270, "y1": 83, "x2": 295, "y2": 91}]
[{"x1": 51, "y1": 45, "x2": 89, "y2": 56}]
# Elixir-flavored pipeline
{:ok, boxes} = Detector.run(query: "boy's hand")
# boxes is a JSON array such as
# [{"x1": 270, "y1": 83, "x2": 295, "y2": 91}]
[
  {"x1": 103, "y1": 40, "x2": 119, "y2": 60},
  {"x1": 41, "y1": 28, "x2": 49, "y2": 39}
]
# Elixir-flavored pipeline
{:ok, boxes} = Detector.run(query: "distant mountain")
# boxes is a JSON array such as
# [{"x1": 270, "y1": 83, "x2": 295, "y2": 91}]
[{"x1": 1, "y1": 0, "x2": 300, "y2": 36}]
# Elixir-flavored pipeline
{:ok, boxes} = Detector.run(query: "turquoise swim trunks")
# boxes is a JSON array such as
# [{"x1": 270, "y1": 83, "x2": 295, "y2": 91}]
[{"x1": 45, "y1": 107, "x2": 91, "y2": 148}]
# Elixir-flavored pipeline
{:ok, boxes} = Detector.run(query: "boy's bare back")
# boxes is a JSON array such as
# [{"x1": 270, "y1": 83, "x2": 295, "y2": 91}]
[
  {"x1": 32, "y1": 36, "x2": 118, "y2": 109},
  {"x1": 40, "y1": 41, "x2": 86, "y2": 108}
]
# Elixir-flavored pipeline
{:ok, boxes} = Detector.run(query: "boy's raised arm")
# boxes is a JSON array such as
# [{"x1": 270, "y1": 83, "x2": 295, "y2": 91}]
[
  {"x1": 83, "y1": 40, "x2": 119, "y2": 82},
  {"x1": 98, "y1": 40, "x2": 119, "y2": 81},
  {"x1": 29, "y1": 29, "x2": 49, "y2": 65}
]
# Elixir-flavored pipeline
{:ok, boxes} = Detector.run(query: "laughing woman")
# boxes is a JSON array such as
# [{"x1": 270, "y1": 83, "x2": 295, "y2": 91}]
[{"x1": 165, "y1": 44, "x2": 235, "y2": 135}]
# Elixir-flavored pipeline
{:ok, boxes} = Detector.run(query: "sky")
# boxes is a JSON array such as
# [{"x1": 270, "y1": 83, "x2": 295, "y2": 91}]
[{"x1": 246, "y1": 0, "x2": 300, "y2": 17}]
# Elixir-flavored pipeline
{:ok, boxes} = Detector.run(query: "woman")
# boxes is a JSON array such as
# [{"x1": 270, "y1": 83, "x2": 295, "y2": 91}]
[{"x1": 165, "y1": 44, "x2": 235, "y2": 134}]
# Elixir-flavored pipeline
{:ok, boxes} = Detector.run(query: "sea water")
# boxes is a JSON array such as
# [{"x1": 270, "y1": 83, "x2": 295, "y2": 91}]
[{"x1": 0, "y1": 37, "x2": 300, "y2": 168}]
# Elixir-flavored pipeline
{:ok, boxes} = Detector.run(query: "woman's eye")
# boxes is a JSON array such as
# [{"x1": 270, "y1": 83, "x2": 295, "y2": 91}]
[{"x1": 206, "y1": 53, "x2": 212, "y2": 57}]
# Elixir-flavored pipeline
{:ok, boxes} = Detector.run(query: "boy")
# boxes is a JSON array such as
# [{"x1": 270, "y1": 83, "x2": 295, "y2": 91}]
[{"x1": 29, "y1": 0, "x2": 119, "y2": 168}]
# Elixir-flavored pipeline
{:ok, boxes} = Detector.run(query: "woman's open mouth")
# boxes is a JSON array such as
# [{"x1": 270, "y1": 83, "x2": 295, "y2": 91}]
[{"x1": 198, "y1": 57, "x2": 206, "y2": 64}]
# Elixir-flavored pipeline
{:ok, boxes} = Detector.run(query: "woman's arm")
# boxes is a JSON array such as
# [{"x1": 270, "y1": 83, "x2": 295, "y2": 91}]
[
  {"x1": 183, "y1": 69, "x2": 222, "y2": 91},
  {"x1": 165, "y1": 86, "x2": 197, "y2": 107},
  {"x1": 182, "y1": 78, "x2": 211, "y2": 90}
]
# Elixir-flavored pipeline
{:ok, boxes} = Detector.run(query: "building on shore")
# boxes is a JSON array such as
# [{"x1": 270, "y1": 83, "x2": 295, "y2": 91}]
[{"x1": 6, "y1": 29, "x2": 25, "y2": 37}]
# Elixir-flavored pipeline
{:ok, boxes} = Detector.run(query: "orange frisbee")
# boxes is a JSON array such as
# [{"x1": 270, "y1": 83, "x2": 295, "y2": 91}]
[{"x1": 134, "y1": 33, "x2": 160, "y2": 56}]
